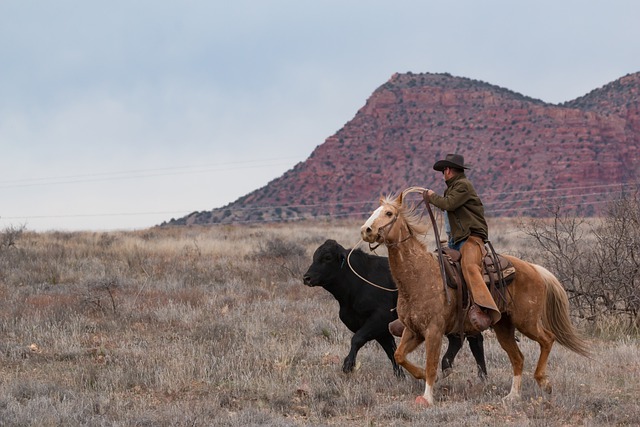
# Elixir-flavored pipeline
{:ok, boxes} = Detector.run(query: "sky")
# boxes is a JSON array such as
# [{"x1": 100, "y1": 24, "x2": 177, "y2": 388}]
[{"x1": 1, "y1": 1, "x2": 639, "y2": 232}]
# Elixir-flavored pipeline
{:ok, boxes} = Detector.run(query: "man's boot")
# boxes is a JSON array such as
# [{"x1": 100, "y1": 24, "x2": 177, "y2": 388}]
[{"x1": 468, "y1": 304, "x2": 492, "y2": 332}]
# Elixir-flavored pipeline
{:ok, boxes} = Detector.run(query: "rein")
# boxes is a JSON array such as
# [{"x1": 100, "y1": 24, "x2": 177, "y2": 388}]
[
  {"x1": 399, "y1": 187, "x2": 451, "y2": 305},
  {"x1": 422, "y1": 192, "x2": 452, "y2": 305},
  {"x1": 346, "y1": 239, "x2": 398, "y2": 293}
]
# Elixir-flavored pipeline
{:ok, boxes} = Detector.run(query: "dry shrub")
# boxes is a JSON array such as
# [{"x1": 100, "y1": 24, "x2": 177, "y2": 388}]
[
  {"x1": 521, "y1": 195, "x2": 640, "y2": 336},
  {"x1": 0, "y1": 224, "x2": 25, "y2": 249}
]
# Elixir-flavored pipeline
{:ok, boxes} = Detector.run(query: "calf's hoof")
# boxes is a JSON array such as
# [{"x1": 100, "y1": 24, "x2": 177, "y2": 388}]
[
  {"x1": 393, "y1": 366, "x2": 405, "y2": 378},
  {"x1": 441, "y1": 367, "x2": 453, "y2": 379},
  {"x1": 342, "y1": 358, "x2": 361, "y2": 373}
]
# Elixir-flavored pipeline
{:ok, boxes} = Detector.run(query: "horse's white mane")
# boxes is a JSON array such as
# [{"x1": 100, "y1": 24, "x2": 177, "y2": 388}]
[{"x1": 383, "y1": 187, "x2": 431, "y2": 236}]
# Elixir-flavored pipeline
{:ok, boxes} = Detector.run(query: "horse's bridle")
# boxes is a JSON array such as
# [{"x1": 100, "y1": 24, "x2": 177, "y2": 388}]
[{"x1": 368, "y1": 208, "x2": 413, "y2": 251}]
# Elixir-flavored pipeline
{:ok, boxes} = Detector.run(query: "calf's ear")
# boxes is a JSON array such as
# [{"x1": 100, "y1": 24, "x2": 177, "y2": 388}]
[{"x1": 339, "y1": 254, "x2": 346, "y2": 269}]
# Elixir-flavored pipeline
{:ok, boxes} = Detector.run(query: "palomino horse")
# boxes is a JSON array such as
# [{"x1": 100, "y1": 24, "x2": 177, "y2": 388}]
[{"x1": 360, "y1": 189, "x2": 590, "y2": 406}]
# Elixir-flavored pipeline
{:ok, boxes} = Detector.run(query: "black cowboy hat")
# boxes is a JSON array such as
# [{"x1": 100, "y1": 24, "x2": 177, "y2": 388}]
[{"x1": 433, "y1": 153, "x2": 469, "y2": 171}]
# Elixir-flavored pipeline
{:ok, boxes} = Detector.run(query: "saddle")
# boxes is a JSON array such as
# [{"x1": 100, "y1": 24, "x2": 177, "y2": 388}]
[
  {"x1": 439, "y1": 246, "x2": 515, "y2": 290},
  {"x1": 435, "y1": 244, "x2": 516, "y2": 311}
]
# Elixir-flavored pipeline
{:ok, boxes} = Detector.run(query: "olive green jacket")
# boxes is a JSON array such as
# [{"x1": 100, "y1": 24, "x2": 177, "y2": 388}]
[{"x1": 428, "y1": 173, "x2": 488, "y2": 244}]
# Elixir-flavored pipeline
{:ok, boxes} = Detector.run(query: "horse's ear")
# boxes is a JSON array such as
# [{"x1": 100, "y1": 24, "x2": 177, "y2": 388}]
[{"x1": 396, "y1": 192, "x2": 404, "y2": 205}]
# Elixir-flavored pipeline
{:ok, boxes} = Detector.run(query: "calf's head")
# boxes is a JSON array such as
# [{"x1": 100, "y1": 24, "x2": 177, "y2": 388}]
[{"x1": 303, "y1": 239, "x2": 347, "y2": 287}]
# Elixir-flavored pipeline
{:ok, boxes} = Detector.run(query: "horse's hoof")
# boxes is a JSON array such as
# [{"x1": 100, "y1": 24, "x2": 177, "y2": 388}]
[
  {"x1": 414, "y1": 395, "x2": 431, "y2": 407},
  {"x1": 501, "y1": 392, "x2": 520, "y2": 404},
  {"x1": 441, "y1": 367, "x2": 453, "y2": 379}
]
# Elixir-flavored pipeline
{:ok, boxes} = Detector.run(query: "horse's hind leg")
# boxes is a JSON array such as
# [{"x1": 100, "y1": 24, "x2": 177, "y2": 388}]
[
  {"x1": 518, "y1": 323, "x2": 555, "y2": 395},
  {"x1": 493, "y1": 316, "x2": 524, "y2": 401}
]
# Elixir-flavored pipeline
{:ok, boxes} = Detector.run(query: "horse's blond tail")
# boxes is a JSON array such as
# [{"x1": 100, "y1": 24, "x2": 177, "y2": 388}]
[{"x1": 534, "y1": 264, "x2": 591, "y2": 358}]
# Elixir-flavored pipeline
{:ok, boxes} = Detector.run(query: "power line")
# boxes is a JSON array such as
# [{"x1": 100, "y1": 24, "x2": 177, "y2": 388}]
[
  {"x1": 1, "y1": 210, "x2": 190, "y2": 220},
  {"x1": 171, "y1": 182, "x2": 633, "y2": 213},
  {"x1": 2, "y1": 181, "x2": 635, "y2": 223},
  {"x1": 0, "y1": 193, "x2": 616, "y2": 223},
  {"x1": 482, "y1": 181, "x2": 637, "y2": 199},
  {"x1": 0, "y1": 157, "x2": 303, "y2": 189}
]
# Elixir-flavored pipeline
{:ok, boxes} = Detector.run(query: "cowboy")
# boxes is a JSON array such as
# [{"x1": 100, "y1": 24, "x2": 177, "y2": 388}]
[{"x1": 423, "y1": 153, "x2": 501, "y2": 332}]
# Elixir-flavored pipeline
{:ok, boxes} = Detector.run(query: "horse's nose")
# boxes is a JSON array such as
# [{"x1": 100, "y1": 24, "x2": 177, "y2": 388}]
[{"x1": 302, "y1": 274, "x2": 312, "y2": 286}]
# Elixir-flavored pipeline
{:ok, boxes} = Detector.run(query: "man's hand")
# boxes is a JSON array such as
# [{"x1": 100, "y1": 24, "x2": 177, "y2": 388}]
[{"x1": 423, "y1": 189, "x2": 435, "y2": 198}]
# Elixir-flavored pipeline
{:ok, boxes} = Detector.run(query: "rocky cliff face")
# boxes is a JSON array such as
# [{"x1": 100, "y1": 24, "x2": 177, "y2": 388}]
[{"x1": 164, "y1": 72, "x2": 640, "y2": 226}]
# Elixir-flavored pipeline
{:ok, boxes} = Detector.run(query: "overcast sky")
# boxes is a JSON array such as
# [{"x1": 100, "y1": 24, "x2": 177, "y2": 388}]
[{"x1": 1, "y1": 1, "x2": 639, "y2": 231}]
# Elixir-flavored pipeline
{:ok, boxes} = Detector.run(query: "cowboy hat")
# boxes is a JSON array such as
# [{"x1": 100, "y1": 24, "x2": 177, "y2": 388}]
[{"x1": 433, "y1": 153, "x2": 469, "y2": 171}]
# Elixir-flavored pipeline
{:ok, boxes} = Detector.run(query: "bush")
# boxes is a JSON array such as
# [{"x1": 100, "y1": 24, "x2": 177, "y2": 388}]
[
  {"x1": 0, "y1": 224, "x2": 25, "y2": 250},
  {"x1": 524, "y1": 192, "x2": 640, "y2": 333}
]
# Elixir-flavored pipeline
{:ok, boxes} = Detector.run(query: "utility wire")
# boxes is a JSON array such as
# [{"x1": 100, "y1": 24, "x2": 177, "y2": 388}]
[
  {"x1": 1, "y1": 187, "x2": 626, "y2": 222},
  {"x1": 0, "y1": 157, "x2": 303, "y2": 189},
  {"x1": 2, "y1": 162, "x2": 635, "y2": 223}
]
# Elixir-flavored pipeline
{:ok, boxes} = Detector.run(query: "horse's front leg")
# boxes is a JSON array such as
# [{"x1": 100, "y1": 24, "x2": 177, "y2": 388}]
[
  {"x1": 415, "y1": 327, "x2": 444, "y2": 407},
  {"x1": 394, "y1": 328, "x2": 425, "y2": 380}
]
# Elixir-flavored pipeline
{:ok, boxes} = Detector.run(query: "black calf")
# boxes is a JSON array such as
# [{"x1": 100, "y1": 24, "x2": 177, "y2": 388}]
[{"x1": 303, "y1": 239, "x2": 402, "y2": 377}]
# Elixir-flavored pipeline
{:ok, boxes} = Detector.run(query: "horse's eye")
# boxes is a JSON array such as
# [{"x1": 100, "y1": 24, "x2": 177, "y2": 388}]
[{"x1": 386, "y1": 211, "x2": 393, "y2": 217}]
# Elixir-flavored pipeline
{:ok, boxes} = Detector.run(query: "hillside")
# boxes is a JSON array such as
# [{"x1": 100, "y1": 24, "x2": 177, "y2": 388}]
[{"x1": 164, "y1": 72, "x2": 640, "y2": 226}]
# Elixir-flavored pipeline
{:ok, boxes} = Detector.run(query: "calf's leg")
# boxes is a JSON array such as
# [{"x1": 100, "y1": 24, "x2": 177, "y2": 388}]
[
  {"x1": 441, "y1": 334, "x2": 463, "y2": 378},
  {"x1": 466, "y1": 333, "x2": 488, "y2": 380},
  {"x1": 343, "y1": 330, "x2": 368, "y2": 373},
  {"x1": 343, "y1": 314, "x2": 394, "y2": 373},
  {"x1": 375, "y1": 334, "x2": 404, "y2": 377}
]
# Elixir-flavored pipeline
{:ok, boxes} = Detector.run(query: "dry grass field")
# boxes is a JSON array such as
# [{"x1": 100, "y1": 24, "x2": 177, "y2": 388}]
[{"x1": 0, "y1": 220, "x2": 638, "y2": 426}]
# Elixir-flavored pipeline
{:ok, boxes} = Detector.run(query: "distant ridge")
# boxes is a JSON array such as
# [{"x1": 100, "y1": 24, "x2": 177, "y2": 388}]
[{"x1": 164, "y1": 72, "x2": 640, "y2": 226}]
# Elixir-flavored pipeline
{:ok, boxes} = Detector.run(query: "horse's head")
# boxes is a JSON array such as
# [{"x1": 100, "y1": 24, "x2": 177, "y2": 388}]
[
  {"x1": 361, "y1": 188, "x2": 431, "y2": 246},
  {"x1": 360, "y1": 194, "x2": 404, "y2": 245}
]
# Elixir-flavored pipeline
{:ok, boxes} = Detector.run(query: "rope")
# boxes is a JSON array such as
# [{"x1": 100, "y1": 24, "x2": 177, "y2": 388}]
[
  {"x1": 422, "y1": 193, "x2": 452, "y2": 305},
  {"x1": 346, "y1": 238, "x2": 398, "y2": 293}
]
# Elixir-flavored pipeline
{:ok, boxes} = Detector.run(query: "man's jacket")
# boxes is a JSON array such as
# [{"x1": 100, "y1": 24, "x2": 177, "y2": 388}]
[{"x1": 428, "y1": 173, "x2": 488, "y2": 245}]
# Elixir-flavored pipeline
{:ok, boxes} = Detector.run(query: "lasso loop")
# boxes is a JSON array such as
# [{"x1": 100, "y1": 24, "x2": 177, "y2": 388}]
[{"x1": 346, "y1": 238, "x2": 397, "y2": 293}]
